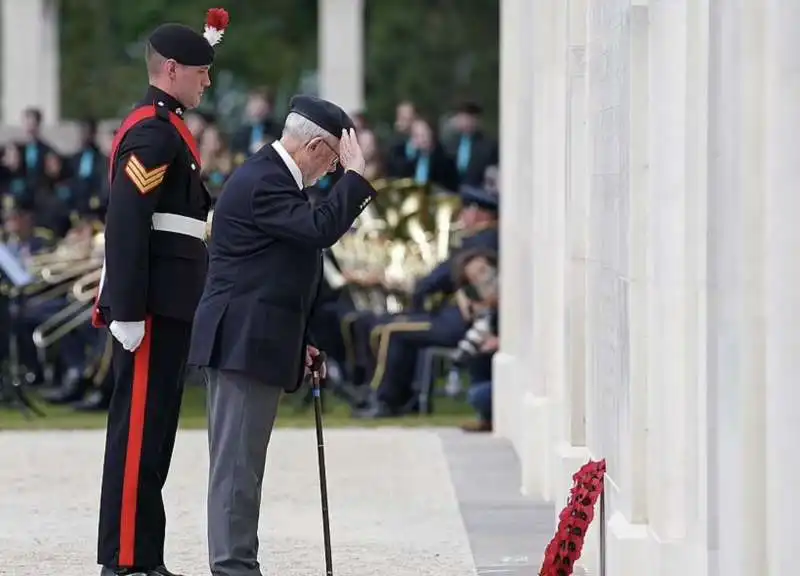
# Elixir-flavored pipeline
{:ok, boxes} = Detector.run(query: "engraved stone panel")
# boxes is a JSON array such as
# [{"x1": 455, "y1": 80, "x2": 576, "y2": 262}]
[{"x1": 586, "y1": 0, "x2": 632, "y2": 514}]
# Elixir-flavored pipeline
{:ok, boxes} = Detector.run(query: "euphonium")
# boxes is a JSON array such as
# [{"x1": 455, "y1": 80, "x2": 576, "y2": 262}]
[
  {"x1": 430, "y1": 192, "x2": 462, "y2": 261},
  {"x1": 396, "y1": 190, "x2": 437, "y2": 269}
]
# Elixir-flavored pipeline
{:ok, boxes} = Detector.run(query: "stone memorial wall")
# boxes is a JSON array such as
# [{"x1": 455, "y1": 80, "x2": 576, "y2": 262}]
[{"x1": 495, "y1": 0, "x2": 800, "y2": 574}]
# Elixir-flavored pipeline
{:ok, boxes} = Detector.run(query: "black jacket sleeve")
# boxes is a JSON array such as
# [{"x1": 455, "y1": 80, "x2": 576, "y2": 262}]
[
  {"x1": 251, "y1": 170, "x2": 376, "y2": 249},
  {"x1": 104, "y1": 119, "x2": 181, "y2": 321},
  {"x1": 411, "y1": 259, "x2": 455, "y2": 308}
]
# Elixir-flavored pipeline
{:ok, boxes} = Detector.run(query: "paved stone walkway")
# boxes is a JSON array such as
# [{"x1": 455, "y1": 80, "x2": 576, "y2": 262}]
[
  {"x1": 0, "y1": 428, "x2": 553, "y2": 576},
  {"x1": 439, "y1": 430, "x2": 554, "y2": 575}
]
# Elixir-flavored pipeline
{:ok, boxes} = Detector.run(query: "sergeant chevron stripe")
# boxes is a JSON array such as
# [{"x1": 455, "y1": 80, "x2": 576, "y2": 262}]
[{"x1": 124, "y1": 154, "x2": 168, "y2": 195}]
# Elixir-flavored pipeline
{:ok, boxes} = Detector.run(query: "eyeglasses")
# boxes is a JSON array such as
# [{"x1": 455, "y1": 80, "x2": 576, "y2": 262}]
[{"x1": 318, "y1": 138, "x2": 340, "y2": 168}]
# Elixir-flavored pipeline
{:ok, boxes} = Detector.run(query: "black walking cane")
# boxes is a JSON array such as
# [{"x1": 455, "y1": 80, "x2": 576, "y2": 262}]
[{"x1": 310, "y1": 351, "x2": 334, "y2": 576}]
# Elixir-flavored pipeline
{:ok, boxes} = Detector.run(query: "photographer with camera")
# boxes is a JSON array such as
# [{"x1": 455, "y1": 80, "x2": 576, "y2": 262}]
[
  {"x1": 352, "y1": 181, "x2": 499, "y2": 418},
  {"x1": 451, "y1": 247, "x2": 499, "y2": 432}
]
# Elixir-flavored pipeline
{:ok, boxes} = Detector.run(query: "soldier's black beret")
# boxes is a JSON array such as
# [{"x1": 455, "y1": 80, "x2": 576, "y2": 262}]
[
  {"x1": 288, "y1": 95, "x2": 355, "y2": 138},
  {"x1": 148, "y1": 23, "x2": 215, "y2": 67}
]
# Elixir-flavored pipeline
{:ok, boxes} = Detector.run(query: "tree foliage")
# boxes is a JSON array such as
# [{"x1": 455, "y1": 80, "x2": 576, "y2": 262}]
[
  {"x1": 364, "y1": 0, "x2": 499, "y2": 133},
  {"x1": 60, "y1": 0, "x2": 498, "y2": 132}
]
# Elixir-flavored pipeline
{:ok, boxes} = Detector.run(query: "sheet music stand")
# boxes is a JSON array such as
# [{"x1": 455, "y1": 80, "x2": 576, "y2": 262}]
[{"x1": 0, "y1": 244, "x2": 44, "y2": 418}]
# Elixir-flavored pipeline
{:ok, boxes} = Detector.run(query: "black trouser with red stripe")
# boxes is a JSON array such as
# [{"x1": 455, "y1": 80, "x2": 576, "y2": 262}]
[{"x1": 97, "y1": 315, "x2": 192, "y2": 570}]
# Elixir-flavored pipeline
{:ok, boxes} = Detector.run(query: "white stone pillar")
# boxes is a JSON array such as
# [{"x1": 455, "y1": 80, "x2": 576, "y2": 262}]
[
  {"x1": 646, "y1": 0, "x2": 690, "y2": 569},
  {"x1": 582, "y1": 2, "x2": 655, "y2": 574},
  {"x1": 318, "y1": 0, "x2": 364, "y2": 112},
  {"x1": 763, "y1": 2, "x2": 800, "y2": 573},
  {"x1": 1, "y1": 0, "x2": 60, "y2": 124},
  {"x1": 705, "y1": 2, "x2": 768, "y2": 575},
  {"x1": 493, "y1": 0, "x2": 534, "y2": 453},
  {"x1": 522, "y1": 0, "x2": 567, "y2": 500},
  {"x1": 626, "y1": 1, "x2": 651, "y2": 529},
  {"x1": 683, "y1": 0, "x2": 711, "y2": 573},
  {"x1": 556, "y1": 0, "x2": 592, "y2": 493},
  {"x1": 601, "y1": 3, "x2": 656, "y2": 575}
]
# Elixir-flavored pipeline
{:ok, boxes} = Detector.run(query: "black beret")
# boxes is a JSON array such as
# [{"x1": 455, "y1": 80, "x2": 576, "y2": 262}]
[
  {"x1": 149, "y1": 23, "x2": 215, "y2": 67},
  {"x1": 288, "y1": 95, "x2": 355, "y2": 138},
  {"x1": 460, "y1": 185, "x2": 498, "y2": 212}
]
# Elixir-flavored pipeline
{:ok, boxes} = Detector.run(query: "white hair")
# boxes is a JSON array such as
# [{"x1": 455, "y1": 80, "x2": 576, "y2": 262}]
[{"x1": 281, "y1": 112, "x2": 334, "y2": 142}]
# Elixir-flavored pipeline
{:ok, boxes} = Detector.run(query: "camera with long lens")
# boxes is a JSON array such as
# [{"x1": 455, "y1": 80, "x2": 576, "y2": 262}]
[{"x1": 451, "y1": 310, "x2": 494, "y2": 367}]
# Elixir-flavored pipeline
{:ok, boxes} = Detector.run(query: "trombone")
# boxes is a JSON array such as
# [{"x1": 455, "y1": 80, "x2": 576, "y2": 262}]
[
  {"x1": 31, "y1": 298, "x2": 94, "y2": 349},
  {"x1": 28, "y1": 231, "x2": 104, "y2": 350}
]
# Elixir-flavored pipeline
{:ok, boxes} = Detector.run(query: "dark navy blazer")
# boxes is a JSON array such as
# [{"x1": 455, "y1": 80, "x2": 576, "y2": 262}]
[{"x1": 187, "y1": 143, "x2": 375, "y2": 392}]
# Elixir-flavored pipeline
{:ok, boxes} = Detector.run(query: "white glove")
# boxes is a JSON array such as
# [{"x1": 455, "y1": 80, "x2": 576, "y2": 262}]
[{"x1": 110, "y1": 320, "x2": 146, "y2": 352}]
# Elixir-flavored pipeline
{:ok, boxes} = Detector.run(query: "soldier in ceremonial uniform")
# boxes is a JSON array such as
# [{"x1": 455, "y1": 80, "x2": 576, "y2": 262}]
[
  {"x1": 353, "y1": 183, "x2": 499, "y2": 418},
  {"x1": 92, "y1": 8, "x2": 230, "y2": 576},
  {"x1": 188, "y1": 95, "x2": 375, "y2": 576}
]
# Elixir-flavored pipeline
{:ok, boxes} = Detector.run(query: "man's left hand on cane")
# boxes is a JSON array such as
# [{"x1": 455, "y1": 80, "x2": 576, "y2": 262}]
[{"x1": 305, "y1": 345, "x2": 327, "y2": 379}]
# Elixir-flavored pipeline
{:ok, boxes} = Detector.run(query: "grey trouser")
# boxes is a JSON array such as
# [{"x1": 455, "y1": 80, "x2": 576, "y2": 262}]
[{"x1": 205, "y1": 368, "x2": 282, "y2": 576}]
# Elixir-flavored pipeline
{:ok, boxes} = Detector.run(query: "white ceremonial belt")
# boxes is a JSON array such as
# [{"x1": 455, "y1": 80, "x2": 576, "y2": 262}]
[{"x1": 151, "y1": 213, "x2": 206, "y2": 240}]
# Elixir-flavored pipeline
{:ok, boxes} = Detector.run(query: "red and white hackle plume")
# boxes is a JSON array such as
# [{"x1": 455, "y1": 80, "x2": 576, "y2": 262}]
[{"x1": 203, "y1": 8, "x2": 230, "y2": 46}]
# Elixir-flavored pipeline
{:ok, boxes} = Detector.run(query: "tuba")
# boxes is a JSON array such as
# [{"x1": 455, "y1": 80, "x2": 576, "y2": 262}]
[{"x1": 330, "y1": 177, "x2": 462, "y2": 313}]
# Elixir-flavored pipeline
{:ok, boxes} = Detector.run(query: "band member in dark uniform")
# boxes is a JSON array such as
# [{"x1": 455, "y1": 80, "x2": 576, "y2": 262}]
[
  {"x1": 353, "y1": 184, "x2": 500, "y2": 417},
  {"x1": 92, "y1": 9, "x2": 230, "y2": 576},
  {"x1": 188, "y1": 95, "x2": 375, "y2": 576}
]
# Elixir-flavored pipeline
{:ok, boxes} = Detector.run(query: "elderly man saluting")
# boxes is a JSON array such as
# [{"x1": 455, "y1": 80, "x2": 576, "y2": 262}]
[{"x1": 187, "y1": 95, "x2": 374, "y2": 576}]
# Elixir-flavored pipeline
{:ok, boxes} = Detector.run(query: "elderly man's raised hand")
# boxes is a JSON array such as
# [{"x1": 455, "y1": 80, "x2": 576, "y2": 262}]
[{"x1": 339, "y1": 128, "x2": 365, "y2": 176}]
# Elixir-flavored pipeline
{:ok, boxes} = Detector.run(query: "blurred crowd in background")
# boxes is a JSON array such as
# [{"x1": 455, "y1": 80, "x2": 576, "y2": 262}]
[{"x1": 0, "y1": 87, "x2": 502, "y2": 432}]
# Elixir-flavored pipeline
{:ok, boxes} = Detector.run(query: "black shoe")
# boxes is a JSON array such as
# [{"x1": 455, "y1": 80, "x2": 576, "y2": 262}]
[
  {"x1": 100, "y1": 567, "x2": 148, "y2": 576},
  {"x1": 99, "y1": 565, "x2": 180, "y2": 576},
  {"x1": 150, "y1": 565, "x2": 184, "y2": 576}
]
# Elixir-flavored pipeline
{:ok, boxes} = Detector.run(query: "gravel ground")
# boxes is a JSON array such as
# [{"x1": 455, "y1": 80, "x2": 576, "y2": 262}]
[{"x1": 0, "y1": 428, "x2": 476, "y2": 576}]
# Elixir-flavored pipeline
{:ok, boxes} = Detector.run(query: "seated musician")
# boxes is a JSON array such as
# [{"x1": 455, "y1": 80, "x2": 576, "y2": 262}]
[
  {"x1": 352, "y1": 182, "x2": 499, "y2": 418},
  {"x1": 68, "y1": 206, "x2": 114, "y2": 412},
  {"x1": 0, "y1": 195, "x2": 55, "y2": 381},
  {"x1": 18, "y1": 214, "x2": 104, "y2": 404}
]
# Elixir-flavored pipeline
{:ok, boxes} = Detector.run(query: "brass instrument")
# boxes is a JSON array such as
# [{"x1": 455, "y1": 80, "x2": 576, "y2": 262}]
[
  {"x1": 25, "y1": 173, "x2": 462, "y2": 350},
  {"x1": 20, "y1": 226, "x2": 101, "y2": 297},
  {"x1": 28, "y1": 229, "x2": 105, "y2": 351},
  {"x1": 331, "y1": 177, "x2": 463, "y2": 314},
  {"x1": 31, "y1": 297, "x2": 94, "y2": 349},
  {"x1": 72, "y1": 268, "x2": 102, "y2": 302}
]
